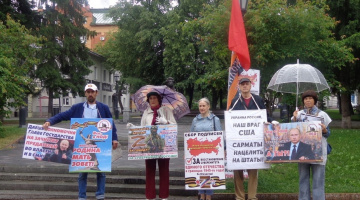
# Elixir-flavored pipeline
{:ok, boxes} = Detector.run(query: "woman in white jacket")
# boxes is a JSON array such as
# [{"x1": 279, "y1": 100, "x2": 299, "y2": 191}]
[
  {"x1": 141, "y1": 91, "x2": 176, "y2": 200},
  {"x1": 292, "y1": 90, "x2": 332, "y2": 200}
]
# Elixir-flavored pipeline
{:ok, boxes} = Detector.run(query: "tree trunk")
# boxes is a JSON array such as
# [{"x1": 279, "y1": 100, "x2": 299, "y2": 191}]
[
  {"x1": 337, "y1": 93, "x2": 341, "y2": 113},
  {"x1": 211, "y1": 87, "x2": 217, "y2": 110},
  {"x1": 186, "y1": 84, "x2": 194, "y2": 110},
  {"x1": 340, "y1": 91, "x2": 352, "y2": 129},
  {"x1": 48, "y1": 88, "x2": 54, "y2": 117},
  {"x1": 219, "y1": 89, "x2": 225, "y2": 110}
]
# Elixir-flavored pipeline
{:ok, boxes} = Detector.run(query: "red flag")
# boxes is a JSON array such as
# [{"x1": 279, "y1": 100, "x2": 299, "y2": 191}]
[
  {"x1": 227, "y1": 0, "x2": 250, "y2": 109},
  {"x1": 228, "y1": 0, "x2": 250, "y2": 71}
]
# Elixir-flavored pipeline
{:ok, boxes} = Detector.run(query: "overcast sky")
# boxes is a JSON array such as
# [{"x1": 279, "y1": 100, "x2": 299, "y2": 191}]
[{"x1": 88, "y1": 0, "x2": 118, "y2": 9}]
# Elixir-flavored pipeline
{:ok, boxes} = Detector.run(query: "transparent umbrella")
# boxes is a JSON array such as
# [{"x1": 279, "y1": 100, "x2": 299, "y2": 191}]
[{"x1": 267, "y1": 60, "x2": 330, "y2": 107}]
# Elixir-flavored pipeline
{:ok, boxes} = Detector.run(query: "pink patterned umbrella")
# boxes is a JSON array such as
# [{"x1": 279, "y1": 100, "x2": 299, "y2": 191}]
[{"x1": 131, "y1": 85, "x2": 190, "y2": 120}]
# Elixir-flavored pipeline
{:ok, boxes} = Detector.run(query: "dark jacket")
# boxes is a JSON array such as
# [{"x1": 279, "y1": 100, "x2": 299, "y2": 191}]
[
  {"x1": 230, "y1": 93, "x2": 272, "y2": 122},
  {"x1": 46, "y1": 101, "x2": 118, "y2": 141},
  {"x1": 275, "y1": 141, "x2": 315, "y2": 160},
  {"x1": 49, "y1": 149, "x2": 73, "y2": 164}
]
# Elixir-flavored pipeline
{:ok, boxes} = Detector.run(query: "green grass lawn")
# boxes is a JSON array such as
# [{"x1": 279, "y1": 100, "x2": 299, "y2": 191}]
[
  {"x1": 218, "y1": 128, "x2": 360, "y2": 193},
  {"x1": 0, "y1": 125, "x2": 26, "y2": 149},
  {"x1": 325, "y1": 109, "x2": 360, "y2": 121}
]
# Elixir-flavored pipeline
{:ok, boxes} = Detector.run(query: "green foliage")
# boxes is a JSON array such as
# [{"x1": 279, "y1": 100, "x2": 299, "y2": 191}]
[
  {"x1": 0, "y1": 15, "x2": 42, "y2": 118},
  {"x1": 99, "y1": 0, "x2": 172, "y2": 89},
  {"x1": 0, "y1": 0, "x2": 41, "y2": 29},
  {"x1": 217, "y1": 129, "x2": 360, "y2": 193},
  {"x1": 99, "y1": 0, "x2": 231, "y2": 107},
  {"x1": 326, "y1": 0, "x2": 360, "y2": 118},
  {"x1": 246, "y1": 0, "x2": 354, "y2": 102},
  {"x1": 32, "y1": 0, "x2": 95, "y2": 115}
]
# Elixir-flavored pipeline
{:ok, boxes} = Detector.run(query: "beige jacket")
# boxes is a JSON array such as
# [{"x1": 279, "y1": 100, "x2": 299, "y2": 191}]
[{"x1": 141, "y1": 106, "x2": 177, "y2": 126}]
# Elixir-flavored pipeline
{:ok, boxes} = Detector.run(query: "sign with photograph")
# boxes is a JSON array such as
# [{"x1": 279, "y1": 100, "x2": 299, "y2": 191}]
[
  {"x1": 184, "y1": 131, "x2": 226, "y2": 190},
  {"x1": 263, "y1": 121, "x2": 323, "y2": 163},
  {"x1": 128, "y1": 124, "x2": 178, "y2": 160},
  {"x1": 225, "y1": 110, "x2": 270, "y2": 170},
  {"x1": 69, "y1": 118, "x2": 113, "y2": 172},
  {"x1": 23, "y1": 124, "x2": 76, "y2": 164}
]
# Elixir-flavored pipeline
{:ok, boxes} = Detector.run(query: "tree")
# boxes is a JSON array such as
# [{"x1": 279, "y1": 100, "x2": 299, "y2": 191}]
[
  {"x1": 162, "y1": 0, "x2": 230, "y2": 109},
  {"x1": 0, "y1": 0, "x2": 41, "y2": 29},
  {"x1": 0, "y1": 15, "x2": 42, "y2": 122},
  {"x1": 245, "y1": 0, "x2": 354, "y2": 114},
  {"x1": 34, "y1": 0, "x2": 95, "y2": 116},
  {"x1": 99, "y1": 0, "x2": 172, "y2": 93},
  {"x1": 100, "y1": 0, "x2": 229, "y2": 109},
  {"x1": 326, "y1": 0, "x2": 360, "y2": 128}
]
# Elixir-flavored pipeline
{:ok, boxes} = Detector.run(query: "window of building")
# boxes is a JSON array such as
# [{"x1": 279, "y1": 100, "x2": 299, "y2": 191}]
[
  {"x1": 109, "y1": 72, "x2": 112, "y2": 83},
  {"x1": 103, "y1": 70, "x2": 106, "y2": 81},
  {"x1": 63, "y1": 98, "x2": 70, "y2": 106}
]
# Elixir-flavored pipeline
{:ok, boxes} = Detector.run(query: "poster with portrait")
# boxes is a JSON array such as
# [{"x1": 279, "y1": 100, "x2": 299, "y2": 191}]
[
  {"x1": 225, "y1": 110, "x2": 270, "y2": 170},
  {"x1": 263, "y1": 121, "x2": 323, "y2": 163},
  {"x1": 22, "y1": 124, "x2": 76, "y2": 164},
  {"x1": 69, "y1": 118, "x2": 113, "y2": 173},
  {"x1": 184, "y1": 131, "x2": 226, "y2": 190},
  {"x1": 128, "y1": 124, "x2": 178, "y2": 160}
]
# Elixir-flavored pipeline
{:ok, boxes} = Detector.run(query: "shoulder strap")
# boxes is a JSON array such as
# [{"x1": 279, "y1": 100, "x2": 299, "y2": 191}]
[
  {"x1": 251, "y1": 95, "x2": 261, "y2": 110},
  {"x1": 213, "y1": 116, "x2": 216, "y2": 131}
]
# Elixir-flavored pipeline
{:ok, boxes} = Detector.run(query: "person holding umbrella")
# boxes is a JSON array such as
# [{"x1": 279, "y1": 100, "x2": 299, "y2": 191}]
[
  {"x1": 190, "y1": 97, "x2": 222, "y2": 200},
  {"x1": 292, "y1": 90, "x2": 332, "y2": 200},
  {"x1": 129, "y1": 91, "x2": 176, "y2": 200}
]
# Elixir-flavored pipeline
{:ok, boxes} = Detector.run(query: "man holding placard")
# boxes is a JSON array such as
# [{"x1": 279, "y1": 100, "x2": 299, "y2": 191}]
[
  {"x1": 228, "y1": 78, "x2": 270, "y2": 200},
  {"x1": 43, "y1": 83, "x2": 118, "y2": 200}
]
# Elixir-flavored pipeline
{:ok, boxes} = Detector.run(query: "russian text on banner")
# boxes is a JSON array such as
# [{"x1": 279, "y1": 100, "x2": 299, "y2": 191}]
[
  {"x1": 128, "y1": 124, "x2": 178, "y2": 160},
  {"x1": 69, "y1": 118, "x2": 113, "y2": 172},
  {"x1": 184, "y1": 131, "x2": 226, "y2": 190},
  {"x1": 264, "y1": 121, "x2": 323, "y2": 163},
  {"x1": 23, "y1": 124, "x2": 76, "y2": 164},
  {"x1": 225, "y1": 110, "x2": 270, "y2": 170}
]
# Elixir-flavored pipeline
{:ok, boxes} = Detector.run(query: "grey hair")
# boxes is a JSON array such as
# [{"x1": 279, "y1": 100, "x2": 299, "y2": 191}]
[{"x1": 198, "y1": 97, "x2": 210, "y2": 106}]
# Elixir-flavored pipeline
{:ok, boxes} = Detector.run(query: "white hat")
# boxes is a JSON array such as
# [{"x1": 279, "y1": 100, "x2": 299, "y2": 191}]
[{"x1": 84, "y1": 84, "x2": 98, "y2": 91}]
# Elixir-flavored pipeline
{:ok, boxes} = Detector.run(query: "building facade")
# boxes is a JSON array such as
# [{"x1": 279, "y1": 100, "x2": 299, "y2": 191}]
[{"x1": 26, "y1": 6, "x2": 130, "y2": 118}]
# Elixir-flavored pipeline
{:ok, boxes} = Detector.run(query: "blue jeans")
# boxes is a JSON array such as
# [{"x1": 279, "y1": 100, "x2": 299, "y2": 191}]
[
  {"x1": 298, "y1": 163, "x2": 325, "y2": 200},
  {"x1": 198, "y1": 190, "x2": 214, "y2": 195},
  {"x1": 78, "y1": 172, "x2": 106, "y2": 200}
]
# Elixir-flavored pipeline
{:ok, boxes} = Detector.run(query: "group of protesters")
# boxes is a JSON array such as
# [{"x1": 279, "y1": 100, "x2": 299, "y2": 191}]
[{"x1": 42, "y1": 77, "x2": 331, "y2": 200}]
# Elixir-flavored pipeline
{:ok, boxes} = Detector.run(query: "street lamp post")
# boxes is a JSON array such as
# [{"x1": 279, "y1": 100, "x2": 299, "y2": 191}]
[
  {"x1": 113, "y1": 73, "x2": 120, "y2": 119},
  {"x1": 240, "y1": 0, "x2": 249, "y2": 14}
]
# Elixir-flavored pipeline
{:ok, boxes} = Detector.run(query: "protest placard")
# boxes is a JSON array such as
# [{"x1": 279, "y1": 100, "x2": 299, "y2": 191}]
[
  {"x1": 128, "y1": 124, "x2": 178, "y2": 160},
  {"x1": 264, "y1": 121, "x2": 323, "y2": 163},
  {"x1": 225, "y1": 110, "x2": 270, "y2": 170},
  {"x1": 23, "y1": 124, "x2": 76, "y2": 164},
  {"x1": 184, "y1": 131, "x2": 226, "y2": 190},
  {"x1": 69, "y1": 118, "x2": 113, "y2": 172}
]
